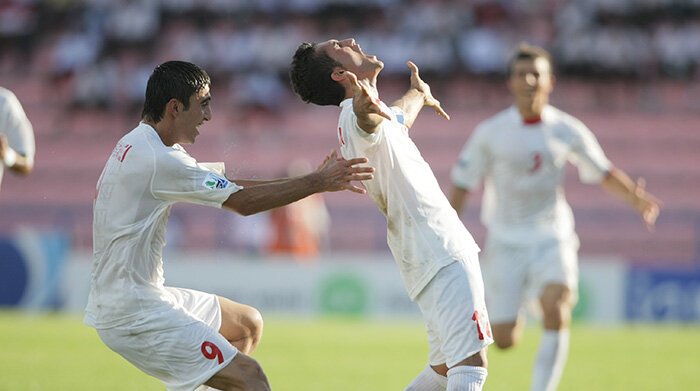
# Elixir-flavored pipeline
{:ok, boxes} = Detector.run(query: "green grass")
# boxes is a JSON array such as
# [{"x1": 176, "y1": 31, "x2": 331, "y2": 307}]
[{"x1": 0, "y1": 311, "x2": 698, "y2": 390}]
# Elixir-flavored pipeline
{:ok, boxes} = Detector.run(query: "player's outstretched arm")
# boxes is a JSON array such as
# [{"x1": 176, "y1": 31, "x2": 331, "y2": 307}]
[
  {"x1": 391, "y1": 61, "x2": 450, "y2": 129},
  {"x1": 601, "y1": 167, "x2": 662, "y2": 231},
  {"x1": 222, "y1": 150, "x2": 373, "y2": 216}
]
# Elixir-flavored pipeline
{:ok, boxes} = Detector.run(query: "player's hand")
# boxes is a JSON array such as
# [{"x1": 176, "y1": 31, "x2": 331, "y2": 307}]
[
  {"x1": 345, "y1": 71, "x2": 392, "y2": 121},
  {"x1": 407, "y1": 61, "x2": 450, "y2": 120},
  {"x1": 316, "y1": 150, "x2": 374, "y2": 194},
  {"x1": 633, "y1": 178, "x2": 662, "y2": 231}
]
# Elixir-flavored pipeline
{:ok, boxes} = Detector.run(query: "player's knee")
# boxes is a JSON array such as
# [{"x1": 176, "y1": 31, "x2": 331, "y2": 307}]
[
  {"x1": 492, "y1": 328, "x2": 518, "y2": 349},
  {"x1": 235, "y1": 306, "x2": 263, "y2": 352},
  {"x1": 541, "y1": 299, "x2": 573, "y2": 329},
  {"x1": 494, "y1": 337, "x2": 515, "y2": 350},
  {"x1": 244, "y1": 307, "x2": 264, "y2": 340}
]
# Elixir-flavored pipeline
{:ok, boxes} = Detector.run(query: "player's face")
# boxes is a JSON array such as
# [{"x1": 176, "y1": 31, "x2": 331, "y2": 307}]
[
  {"x1": 173, "y1": 85, "x2": 211, "y2": 145},
  {"x1": 318, "y1": 38, "x2": 383, "y2": 79},
  {"x1": 508, "y1": 57, "x2": 554, "y2": 108}
]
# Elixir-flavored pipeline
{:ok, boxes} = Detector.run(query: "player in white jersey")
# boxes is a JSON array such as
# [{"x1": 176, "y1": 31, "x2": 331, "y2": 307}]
[
  {"x1": 0, "y1": 86, "x2": 35, "y2": 191},
  {"x1": 86, "y1": 61, "x2": 374, "y2": 391},
  {"x1": 290, "y1": 38, "x2": 492, "y2": 391},
  {"x1": 449, "y1": 44, "x2": 661, "y2": 391}
]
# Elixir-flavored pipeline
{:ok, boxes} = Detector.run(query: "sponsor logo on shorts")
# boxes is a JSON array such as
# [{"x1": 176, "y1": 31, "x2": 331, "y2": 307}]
[{"x1": 202, "y1": 172, "x2": 230, "y2": 190}]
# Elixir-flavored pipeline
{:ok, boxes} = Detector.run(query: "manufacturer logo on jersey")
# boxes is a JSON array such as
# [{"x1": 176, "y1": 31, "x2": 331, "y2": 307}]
[
  {"x1": 202, "y1": 172, "x2": 230, "y2": 190},
  {"x1": 111, "y1": 142, "x2": 133, "y2": 163}
]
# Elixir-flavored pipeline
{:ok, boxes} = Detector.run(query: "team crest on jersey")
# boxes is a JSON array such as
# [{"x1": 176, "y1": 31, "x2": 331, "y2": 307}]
[{"x1": 202, "y1": 172, "x2": 230, "y2": 190}]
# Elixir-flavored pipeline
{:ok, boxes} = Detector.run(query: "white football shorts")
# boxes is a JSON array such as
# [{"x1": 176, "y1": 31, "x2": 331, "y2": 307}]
[
  {"x1": 481, "y1": 235, "x2": 580, "y2": 324},
  {"x1": 415, "y1": 255, "x2": 493, "y2": 368},
  {"x1": 97, "y1": 287, "x2": 237, "y2": 391}
]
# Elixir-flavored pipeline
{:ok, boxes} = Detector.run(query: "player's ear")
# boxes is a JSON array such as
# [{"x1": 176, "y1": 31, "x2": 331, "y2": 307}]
[
  {"x1": 331, "y1": 67, "x2": 346, "y2": 82},
  {"x1": 166, "y1": 98, "x2": 181, "y2": 117}
]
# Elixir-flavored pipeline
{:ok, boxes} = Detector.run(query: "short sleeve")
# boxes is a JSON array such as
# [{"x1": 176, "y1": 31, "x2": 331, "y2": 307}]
[
  {"x1": 390, "y1": 106, "x2": 405, "y2": 126},
  {"x1": 338, "y1": 99, "x2": 380, "y2": 149},
  {"x1": 0, "y1": 89, "x2": 35, "y2": 164},
  {"x1": 567, "y1": 120, "x2": 612, "y2": 184},
  {"x1": 151, "y1": 149, "x2": 242, "y2": 208},
  {"x1": 450, "y1": 125, "x2": 489, "y2": 191}
]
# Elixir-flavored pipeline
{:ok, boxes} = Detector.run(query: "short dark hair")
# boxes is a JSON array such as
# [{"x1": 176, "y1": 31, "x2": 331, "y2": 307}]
[
  {"x1": 289, "y1": 42, "x2": 346, "y2": 106},
  {"x1": 507, "y1": 43, "x2": 554, "y2": 77},
  {"x1": 141, "y1": 61, "x2": 210, "y2": 122}
]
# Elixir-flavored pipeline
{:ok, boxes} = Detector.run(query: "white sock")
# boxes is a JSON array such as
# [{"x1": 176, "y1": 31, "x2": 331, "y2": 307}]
[
  {"x1": 405, "y1": 365, "x2": 447, "y2": 391},
  {"x1": 446, "y1": 365, "x2": 487, "y2": 391},
  {"x1": 531, "y1": 329, "x2": 570, "y2": 391}
]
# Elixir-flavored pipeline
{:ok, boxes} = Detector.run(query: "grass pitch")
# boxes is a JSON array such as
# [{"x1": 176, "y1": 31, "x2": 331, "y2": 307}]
[{"x1": 0, "y1": 311, "x2": 698, "y2": 390}]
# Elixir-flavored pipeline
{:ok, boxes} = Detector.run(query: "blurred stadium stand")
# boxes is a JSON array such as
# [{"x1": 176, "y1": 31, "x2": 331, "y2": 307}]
[{"x1": 1, "y1": 0, "x2": 699, "y2": 264}]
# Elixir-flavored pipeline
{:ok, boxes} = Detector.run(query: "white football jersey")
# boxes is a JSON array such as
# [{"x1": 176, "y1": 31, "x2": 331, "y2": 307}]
[
  {"x1": 451, "y1": 105, "x2": 611, "y2": 244},
  {"x1": 0, "y1": 87, "x2": 35, "y2": 189},
  {"x1": 337, "y1": 99, "x2": 479, "y2": 300},
  {"x1": 85, "y1": 123, "x2": 242, "y2": 328}
]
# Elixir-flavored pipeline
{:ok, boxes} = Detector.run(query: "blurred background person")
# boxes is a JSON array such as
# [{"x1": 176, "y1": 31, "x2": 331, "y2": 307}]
[
  {"x1": 449, "y1": 43, "x2": 661, "y2": 391},
  {"x1": 267, "y1": 158, "x2": 330, "y2": 261},
  {"x1": 0, "y1": 86, "x2": 35, "y2": 191}
]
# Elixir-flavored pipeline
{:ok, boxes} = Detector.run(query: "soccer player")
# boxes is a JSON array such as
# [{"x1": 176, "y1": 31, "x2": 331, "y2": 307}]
[
  {"x1": 0, "y1": 86, "x2": 35, "y2": 191},
  {"x1": 448, "y1": 43, "x2": 661, "y2": 391},
  {"x1": 85, "y1": 60, "x2": 374, "y2": 391},
  {"x1": 290, "y1": 39, "x2": 492, "y2": 391}
]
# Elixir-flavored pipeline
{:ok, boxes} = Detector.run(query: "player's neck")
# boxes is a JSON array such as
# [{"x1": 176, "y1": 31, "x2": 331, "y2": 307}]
[
  {"x1": 143, "y1": 118, "x2": 176, "y2": 146},
  {"x1": 344, "y1": 76, "x2": 379, "y2": 100},
  {"x1": 516, "y1": 101, "x2": 545, "y2": 123}
]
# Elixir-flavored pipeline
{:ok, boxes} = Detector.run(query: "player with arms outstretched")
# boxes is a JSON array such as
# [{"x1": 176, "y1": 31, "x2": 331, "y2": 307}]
[{"x1": 290, "y1": 38, "x2": 492, "y2": 391}]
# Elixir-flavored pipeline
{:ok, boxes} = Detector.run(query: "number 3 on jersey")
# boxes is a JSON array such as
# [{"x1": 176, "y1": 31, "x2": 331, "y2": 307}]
[{"x1": 529, "y1": 152, "x2": 542, "y2": 173}]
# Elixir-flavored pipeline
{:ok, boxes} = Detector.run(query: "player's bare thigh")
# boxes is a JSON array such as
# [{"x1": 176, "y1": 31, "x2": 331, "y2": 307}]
[
  {"x1": 490, "y1": 319, "x2": 524, "y2": 349},
  {"x1": 205, "y1": 352, "x2": 271, "y2": 391},
  {"x1": 217, "y1": 296, "x2": 264, "y2": 354},
  {"x1": 430, "y1": 348, "x2": 488, "y2": 376},
  {"x1": 490, "y1": 284, "x2": 572, "y2": 348}
]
